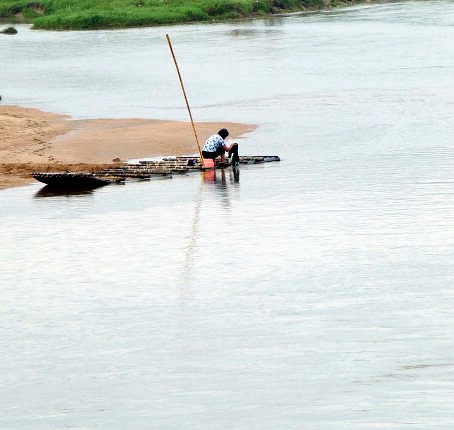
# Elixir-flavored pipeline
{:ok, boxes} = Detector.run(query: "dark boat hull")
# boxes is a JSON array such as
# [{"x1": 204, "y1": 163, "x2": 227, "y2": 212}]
[{"x1": 32, "y1": 172, "x2": 111, "y2": 189}]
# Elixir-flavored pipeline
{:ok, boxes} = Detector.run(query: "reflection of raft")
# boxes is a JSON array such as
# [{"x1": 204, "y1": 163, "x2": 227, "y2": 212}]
[
  {"x1": 32, "y1": 172, "x2": 112, "y2": 189},
  {"x1": 32, "y1": 155, "x2": 280, "y2": 189}
]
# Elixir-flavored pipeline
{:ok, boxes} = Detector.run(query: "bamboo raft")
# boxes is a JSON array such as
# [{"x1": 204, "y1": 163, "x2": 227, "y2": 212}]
[{"x1": 32, "y1": 155, "x2": 280, "y2": 188}]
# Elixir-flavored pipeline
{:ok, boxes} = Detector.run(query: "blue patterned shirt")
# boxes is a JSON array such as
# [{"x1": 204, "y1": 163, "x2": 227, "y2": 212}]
[{"x1": 202, "y1": 134, "x2": 225, "y2": 152}]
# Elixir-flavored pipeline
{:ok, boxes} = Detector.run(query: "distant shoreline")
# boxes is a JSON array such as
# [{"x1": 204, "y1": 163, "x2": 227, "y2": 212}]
[
  {"x1": 0, "y1": 0, "x2": 400, "y2": 31},
  {"x1": 0, "y1": 105, "x2": 256, "y2": 190}
]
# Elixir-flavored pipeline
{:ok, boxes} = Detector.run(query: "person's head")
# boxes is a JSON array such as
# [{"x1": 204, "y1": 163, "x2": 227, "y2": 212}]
[{"x1": 218, "y1": 128, "x2": 229, "y2": 139}]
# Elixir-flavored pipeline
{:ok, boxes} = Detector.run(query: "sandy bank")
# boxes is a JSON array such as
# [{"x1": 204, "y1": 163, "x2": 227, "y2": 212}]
[{"x1": 0, "y1": 105, "x2": 256, "y2": 190}]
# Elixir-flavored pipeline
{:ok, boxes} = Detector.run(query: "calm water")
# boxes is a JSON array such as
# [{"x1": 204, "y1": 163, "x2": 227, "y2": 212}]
[{"x1": 2, "y1": 1, "x2": 454, "y2": 428}]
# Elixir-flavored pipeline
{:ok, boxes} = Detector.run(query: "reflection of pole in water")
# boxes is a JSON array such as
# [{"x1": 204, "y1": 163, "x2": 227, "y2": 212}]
[
  {"x1": 183, "y1": 180, "x2": 203, "y2": 281},
  {"x1": 183, "y1": 170, "x2": 217, "y2": 280}
]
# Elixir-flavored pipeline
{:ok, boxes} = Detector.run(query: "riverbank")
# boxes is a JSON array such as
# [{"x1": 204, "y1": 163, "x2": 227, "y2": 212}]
[
  {"x1": 0, "y1": 105, "x2": 256, "y2": 190},
  {"x1": 0, "y1": 0, "x2": 378, "y2": 30}
]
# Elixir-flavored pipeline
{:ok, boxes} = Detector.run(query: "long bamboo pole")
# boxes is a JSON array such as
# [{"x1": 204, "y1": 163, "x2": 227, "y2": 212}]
[{"x1": 166, "y1": 34, "x2": 204, "y2": 165}]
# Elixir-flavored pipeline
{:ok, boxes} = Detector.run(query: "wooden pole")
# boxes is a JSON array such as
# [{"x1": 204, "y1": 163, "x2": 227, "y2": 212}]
[{"x1": 166, "y1": 34, "x2": 204, "y2": 165}]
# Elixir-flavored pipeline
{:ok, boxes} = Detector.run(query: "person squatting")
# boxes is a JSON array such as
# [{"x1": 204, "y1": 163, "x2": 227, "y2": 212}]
[{"x1": 202, "y1": 128, "x2": 239, "y2": 166}]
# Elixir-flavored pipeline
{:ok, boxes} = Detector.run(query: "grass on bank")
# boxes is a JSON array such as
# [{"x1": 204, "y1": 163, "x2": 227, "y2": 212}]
[{"x1": 0, "y1": 0, "x2": 337, "y2": 30}]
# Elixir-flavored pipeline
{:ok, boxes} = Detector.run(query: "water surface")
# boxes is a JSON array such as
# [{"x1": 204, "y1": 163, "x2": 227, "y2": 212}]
[{"x1": 2, "y1": 2, "x2": 454, "y2": 428}]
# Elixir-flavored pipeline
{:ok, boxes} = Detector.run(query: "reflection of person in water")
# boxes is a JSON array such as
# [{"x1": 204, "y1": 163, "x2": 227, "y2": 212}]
[
  {"x1": 203, "y1": 168, "x2": 217, "y2": 184},
  {"x1": 202, "y1": 128, "x2": 239, "y2": 166},
  {"x1": 203, "y1": 165, "x2": 239, "y2": 185}
]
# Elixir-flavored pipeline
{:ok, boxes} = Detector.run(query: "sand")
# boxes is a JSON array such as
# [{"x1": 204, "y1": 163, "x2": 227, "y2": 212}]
[{"x1": 0, "y1": 105, "x2": 257, "y2": 190}]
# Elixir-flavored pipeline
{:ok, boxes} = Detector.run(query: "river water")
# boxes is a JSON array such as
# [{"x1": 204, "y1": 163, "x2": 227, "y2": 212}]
[{"x1": 2, "y1": 1, "x2": 454, "y2": 429}]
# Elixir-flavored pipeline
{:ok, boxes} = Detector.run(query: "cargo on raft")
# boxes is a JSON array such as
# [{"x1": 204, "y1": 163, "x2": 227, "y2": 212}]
[{"x1": 32, "y1": 155, "x2": 280, "y2": 189}]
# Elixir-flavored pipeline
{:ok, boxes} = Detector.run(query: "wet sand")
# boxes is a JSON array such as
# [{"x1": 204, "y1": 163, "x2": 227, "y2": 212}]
[{"x1": 0, "y1": 105, "x2": 257, "y2": 190}]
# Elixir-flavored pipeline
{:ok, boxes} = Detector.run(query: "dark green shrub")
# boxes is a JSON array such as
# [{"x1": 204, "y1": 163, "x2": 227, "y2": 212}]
[
  {"x1": 301, "y1": 0, "x2": 325, "y2": 7},
  {"x1": 1, "y1": 25, "x2": 18, "y2": 33}
]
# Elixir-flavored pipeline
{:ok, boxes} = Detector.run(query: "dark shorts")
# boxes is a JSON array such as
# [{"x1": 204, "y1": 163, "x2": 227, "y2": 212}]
[{"x1": 202, "y1": 147, "x2": 225, "y2": 159}]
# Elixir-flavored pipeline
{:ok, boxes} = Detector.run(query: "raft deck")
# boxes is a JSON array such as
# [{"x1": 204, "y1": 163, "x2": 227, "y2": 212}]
[{"x1": 32, "y1": 155, "x2": 280, "y2": 188}]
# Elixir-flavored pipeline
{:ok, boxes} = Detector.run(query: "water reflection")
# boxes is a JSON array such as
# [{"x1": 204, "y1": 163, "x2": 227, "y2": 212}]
[
  {"x1": 231, "y1": 166, "x2": 240, "y2": 183},
  {"x1": 202, "y1": 166, "x2": 240, "y2": 187},
  {"x1": 183, "y1": 167, "x2": 240, "y2": 279},
  {"x1": 229, "y1": 28, "x2": 284, "y2": 37},
  {"x1": 183, "y1": 181, "x2": 203, "y2": 281},
  {"x1": 34, "y1": 185, "x2": 97, "y2": 198}
]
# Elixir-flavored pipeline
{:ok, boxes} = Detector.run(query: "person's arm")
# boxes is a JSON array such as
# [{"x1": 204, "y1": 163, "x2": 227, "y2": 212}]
[{"x1": 222, "y1": 142, "x2": 237, "y2": 152}]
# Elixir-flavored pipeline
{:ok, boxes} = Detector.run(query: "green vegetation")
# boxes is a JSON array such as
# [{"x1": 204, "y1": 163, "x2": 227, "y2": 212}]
[{"x1": 0, "y1": 0, "x2": 327, "y2": 30}]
